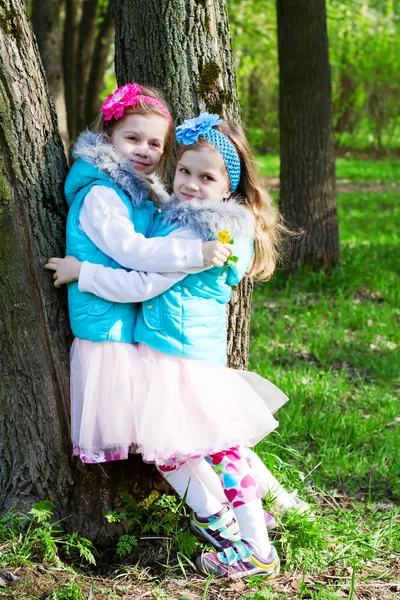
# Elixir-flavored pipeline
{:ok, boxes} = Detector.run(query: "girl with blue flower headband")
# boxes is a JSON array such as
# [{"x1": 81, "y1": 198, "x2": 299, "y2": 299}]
[{"x1": 47, "y1": 113, "x2": 293, "y2": 579}]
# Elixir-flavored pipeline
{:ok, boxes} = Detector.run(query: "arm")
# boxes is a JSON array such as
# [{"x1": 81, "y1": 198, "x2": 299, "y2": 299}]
[
  {"x1": 46, "y1": 228, "x2": 212, "y2": 303},
  {"x1": 77, "y1": 233, "x2": 251, "y2": 302},
  {"x1": 80, "y1": 186, "x2": 229, "y2": 272},
  {"x1": 78, "y1": 263, "x2": 189, "y2": 303}
]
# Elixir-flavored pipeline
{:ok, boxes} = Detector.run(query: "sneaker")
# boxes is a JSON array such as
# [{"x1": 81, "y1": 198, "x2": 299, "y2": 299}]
[
  {"x1": 196, "y1": 540, "x2": 280, "y2": 579},
  {"x1": 288, "y1": 491, "x2": 314, "y2": 519},
  {"x1": 191, "y1": 507, "x2": 278, "y2": 550},
  {"x1": 190, "y1": 506, "x2": 241, "y2": 550},
  {"x1": 263, "y1": 509, "x2": 278, "y2": 531}
]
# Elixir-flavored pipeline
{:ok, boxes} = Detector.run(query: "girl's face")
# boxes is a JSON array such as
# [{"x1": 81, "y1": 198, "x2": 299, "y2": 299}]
[
  {"x1": 173, "y1": 148, "x2": 231, "y2": 202},
  {"x1": 110, "y1": 113, "x2": 169, "y2": 175}
]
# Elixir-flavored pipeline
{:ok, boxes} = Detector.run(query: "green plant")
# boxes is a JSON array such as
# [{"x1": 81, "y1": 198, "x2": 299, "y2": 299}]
[
  {"x1": 275, "y1": 511, "x2": 329, "y2": 571},
  {"x1": 0, "y1": 500, "x2": 97, "y2": 567},
  {"x1": 106, "y1": 491, "x2": 198, "y2": 560},
  {"x1": 47, "y1": 580, "x2": 85, "y2": 600},
  {"x1": 46, "y1": 579, "x2": 86, "y2": 600}
]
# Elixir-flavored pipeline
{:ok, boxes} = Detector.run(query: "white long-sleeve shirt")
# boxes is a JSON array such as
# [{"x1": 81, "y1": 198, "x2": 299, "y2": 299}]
[
  {"x1": 78, "y1": 227, "x2": 209, "y2": 303},
  {"x1": 79, "y1": 185, "x2": 204, "y2": 272}
]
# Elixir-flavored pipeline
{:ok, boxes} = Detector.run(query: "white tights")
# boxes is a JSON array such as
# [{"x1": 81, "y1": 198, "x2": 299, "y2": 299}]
[{"x1": 159, "y1": 453, "x2": 271, "y2": 557}]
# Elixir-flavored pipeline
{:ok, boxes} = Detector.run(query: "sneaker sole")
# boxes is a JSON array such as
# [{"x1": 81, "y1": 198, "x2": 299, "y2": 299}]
[{"x1": 228, "y1": 557, "x2": 280, "y2": 580}]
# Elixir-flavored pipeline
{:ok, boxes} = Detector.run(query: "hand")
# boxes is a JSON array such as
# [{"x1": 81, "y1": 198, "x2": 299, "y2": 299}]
[
  {"x1": 202, "y1": 241, "x2": 233, "y2": 267},
  {"x1": 44, "y1": 256, "x2": 82, "y2": 288}
]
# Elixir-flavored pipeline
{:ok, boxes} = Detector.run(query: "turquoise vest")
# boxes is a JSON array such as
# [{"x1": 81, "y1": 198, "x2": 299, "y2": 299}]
[
  {"x1": 134, "y1": 214, "x2": 253, "y2": 365},
  {"x1": 65, "y1": 159, "x2": 155, "y2": 343}
]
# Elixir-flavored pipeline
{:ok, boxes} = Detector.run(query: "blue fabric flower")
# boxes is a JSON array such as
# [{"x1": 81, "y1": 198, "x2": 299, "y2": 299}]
[{"x1": 176, "y1": 113, "x2": 223, "y2": 145}]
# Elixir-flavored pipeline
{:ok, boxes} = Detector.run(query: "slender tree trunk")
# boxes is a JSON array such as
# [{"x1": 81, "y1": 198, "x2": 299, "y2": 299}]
[
  {"x1": 277, "y1": 0, "x2": 339, "y2": 270},
  {"x1": 31, "y1": 0, "x2": 68, "y2": 145},
  {"x1": 114, "y1": 0, "x2": 252, "y2": 369},
  {"x1": 335, "y1": 62, "x2": 357, "y2": 135},
  {"x1": 75, "y1": 0, "x2": 98, "y2": 132},
  {"x1": 63, "y1": 0, "x2": 80, "y2": 144},
  {"x1": 84, "y1": 0, "x2": 114, "y2": 127}
]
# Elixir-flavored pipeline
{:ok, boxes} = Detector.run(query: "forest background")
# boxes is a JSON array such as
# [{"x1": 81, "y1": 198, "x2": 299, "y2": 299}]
[
  {"x1": 34, "y1": 0, "x2": 400, "y2": 156},
  {"x1": 231, "y1": 0, "x2": 400, "y2": 156}
]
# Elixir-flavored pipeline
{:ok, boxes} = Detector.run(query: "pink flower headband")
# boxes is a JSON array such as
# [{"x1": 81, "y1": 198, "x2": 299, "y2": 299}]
[{"x1": 100, "y1": 83, "x2": 172, "y2": 125}]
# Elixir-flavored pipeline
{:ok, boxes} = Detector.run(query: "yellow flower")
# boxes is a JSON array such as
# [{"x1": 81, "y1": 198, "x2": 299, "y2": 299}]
[{"x1": 218, "y1": 229, "x2": 232, "y2": 244}]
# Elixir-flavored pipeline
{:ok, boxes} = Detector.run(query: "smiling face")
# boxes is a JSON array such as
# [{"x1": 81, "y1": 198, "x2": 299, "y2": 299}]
[
  {"x1": 173, "y1": 147, "x2": 231, "y2": 202},
  {"x1": 109, "y1": 112, "x2": 169, "y2": 175}
]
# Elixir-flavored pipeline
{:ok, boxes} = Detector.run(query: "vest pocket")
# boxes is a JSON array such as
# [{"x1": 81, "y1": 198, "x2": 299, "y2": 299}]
[
  {"x1": 88, "y1": 296, "x2": 113, "y2": 316},
  {"x1": 142, "y1": 295, "x2": 163, "y2": 330}
]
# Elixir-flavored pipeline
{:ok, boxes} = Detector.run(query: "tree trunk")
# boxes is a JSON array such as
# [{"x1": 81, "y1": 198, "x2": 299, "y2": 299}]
[
  {"x1": 31, "y1": 0, "x2": 68, "y2": 146},
  {"x1": 63, "y1": 0, "x2": 80, "y2": 144},
  {"x1": 0, "y1": 0, "x2": 168, "y2": 541},
  {"x1": 114, "y1": 0, "x2": 239, "y2": 123},
  {"x1": 84, "y1": 0, "x2": 114, "y2": 127},
  {"x1": 0, "y1": 0, "x2": 72, "y2": 514},
  {"x1": 114, "y1": 0, "x2": 252, "y2": 369},
  {"x1": 75, "y1": 0, "x2": 98, "y2": 132},
  {"x1": 277, "y1": 0, "x2": 339, "y2": 270},
  {"x1": 335, "y1": 62, "x2": 357, "y2": 135},
  {"x1": 227, "y1": 277, "x2": 254, "y2": 369}
]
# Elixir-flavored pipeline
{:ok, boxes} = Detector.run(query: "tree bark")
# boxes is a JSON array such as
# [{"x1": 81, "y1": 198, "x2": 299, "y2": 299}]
[
  {"x1": 84, "y1": 0, "x2": 114, "y2": 127},
  {"x1": 114, "y1": 0, "x2": 252, "y2": 369},
  {"x1": 31, "y1": 0, "x2": 68, "y2": 145},
  {"x1": 63, "y1": 0, "x2": 80, "y2": 144},
  {"x1": 277, "y1": 0, "x2": 339, "y2": 270},
  {"x1": 75, "y1": 0, "x2": 98, "y2": 132},
  {"x1": 114, "y1": 0, "x2": 239, "y2": 122},
  {"x1": 0, "y1": 0, "x2": 168, "y2": 541},
  {"x1": 0, "y1": 0, "x2": 72, "y2": 514}
]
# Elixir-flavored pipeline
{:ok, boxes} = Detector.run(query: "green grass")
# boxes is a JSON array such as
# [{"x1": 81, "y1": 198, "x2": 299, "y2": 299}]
[
  {"x1": 251, "y1": 188, "x2": 399, "y2": 500},
  {"x1": 256, "y1": 153, "x2": 400, "y2": 184},
  {"x1": 246, "y1": 166, "x2": 400, "y2": 598}
]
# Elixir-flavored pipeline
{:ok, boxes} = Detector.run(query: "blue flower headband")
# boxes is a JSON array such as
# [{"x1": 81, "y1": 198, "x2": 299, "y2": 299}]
[{"x1": 175, "y1": 113, "x2": 241, "y2": 193}]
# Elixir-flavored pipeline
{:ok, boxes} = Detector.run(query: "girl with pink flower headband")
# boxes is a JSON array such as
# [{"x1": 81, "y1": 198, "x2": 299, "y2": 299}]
[{"x1": 47, "y1": 86, "x2": 310, "y2": 580}]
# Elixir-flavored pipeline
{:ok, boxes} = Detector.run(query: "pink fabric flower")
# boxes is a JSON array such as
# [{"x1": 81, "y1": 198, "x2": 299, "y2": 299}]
[{"x1": 101, "y1": 83, "x2": 143, "y2": 123}]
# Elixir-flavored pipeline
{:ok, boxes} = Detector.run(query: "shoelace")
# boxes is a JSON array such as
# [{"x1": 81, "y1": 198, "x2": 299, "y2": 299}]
[{"x1": 194, "y1": 509, "x2": 240, "y2": 541}]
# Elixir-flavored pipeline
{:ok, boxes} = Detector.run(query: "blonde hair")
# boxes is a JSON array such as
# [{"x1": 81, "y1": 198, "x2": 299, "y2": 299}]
[
  {"x1": 92, "y1": 85, "x2": 173, "y2": 167},
  {"x1": 178, "y1": 121, "x2": 286, "y2": 281}
]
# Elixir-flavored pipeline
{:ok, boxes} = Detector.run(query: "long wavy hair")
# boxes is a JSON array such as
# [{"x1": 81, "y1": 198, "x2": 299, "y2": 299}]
[{"x1": 178, "y1": 121, "x2": 288, "y2": 281}]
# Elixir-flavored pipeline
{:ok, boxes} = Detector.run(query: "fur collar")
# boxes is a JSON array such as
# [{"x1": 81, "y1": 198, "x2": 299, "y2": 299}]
[
  {"x1": 72, "y1": 130, "x2": 169, "y2": 207},
  {"x1": 161, "y1": 195, "x2": 255, "y2": 239}
]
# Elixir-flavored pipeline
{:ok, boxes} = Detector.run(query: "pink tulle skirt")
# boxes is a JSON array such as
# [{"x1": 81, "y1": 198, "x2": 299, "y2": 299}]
[{"x1": 70, "y1": 339, "x2": 287, "y2": 465}]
